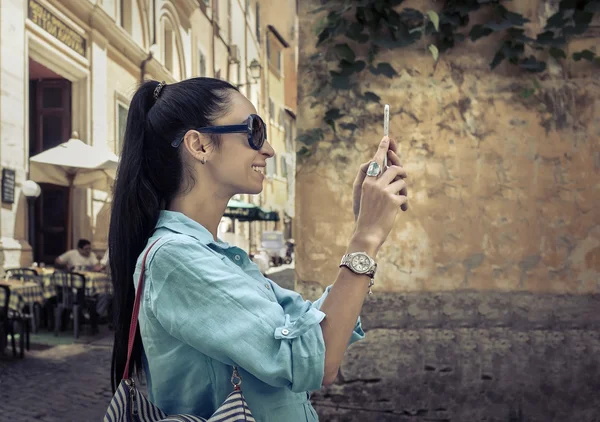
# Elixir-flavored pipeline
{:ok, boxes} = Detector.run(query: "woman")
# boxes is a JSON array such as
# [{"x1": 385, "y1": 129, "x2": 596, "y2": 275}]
[{"x1": 109, "y1": 77, "x2": 408, "y2": 421}]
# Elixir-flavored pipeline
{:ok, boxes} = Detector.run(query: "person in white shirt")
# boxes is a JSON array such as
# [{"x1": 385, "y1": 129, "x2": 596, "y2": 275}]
[
  {"x1": 55, "y1": 239, "x2": 100, "y2": 271},
  {"x1": 100, "y1": 249, "x2": 109, "y2": 270}
]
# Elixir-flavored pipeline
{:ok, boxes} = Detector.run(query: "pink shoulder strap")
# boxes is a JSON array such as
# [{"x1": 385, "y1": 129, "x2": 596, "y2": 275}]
[{"x1": 122, "y1": 238, "x2": 162, "y2": 380}]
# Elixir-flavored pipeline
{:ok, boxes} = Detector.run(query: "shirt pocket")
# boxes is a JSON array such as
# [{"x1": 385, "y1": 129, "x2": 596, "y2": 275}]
[{"x1": 220, "y1": 255, "x2": 277, "y2": 302}]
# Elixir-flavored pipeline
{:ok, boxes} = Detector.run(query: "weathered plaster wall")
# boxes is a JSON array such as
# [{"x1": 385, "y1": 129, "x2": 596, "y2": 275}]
[
  {"x1": 296, "y1": 1, "x2": 600, "y2": 295},
  {"x1": 296, "y1": 1, "x2": 600, "y2": 420}
]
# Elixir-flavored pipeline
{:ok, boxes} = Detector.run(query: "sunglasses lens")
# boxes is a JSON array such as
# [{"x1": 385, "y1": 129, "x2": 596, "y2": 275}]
[{"x1": 250, "y1": 116, "x2": 265, "y2": 149}]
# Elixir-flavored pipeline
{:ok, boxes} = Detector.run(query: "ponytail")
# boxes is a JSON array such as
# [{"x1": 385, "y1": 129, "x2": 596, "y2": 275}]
[
  {"x1": 109, "y1": 80, "x2": 161, "y2": 391},
  {"x1": 109, "y1": 78, "x2": 238, "y2": 392}
]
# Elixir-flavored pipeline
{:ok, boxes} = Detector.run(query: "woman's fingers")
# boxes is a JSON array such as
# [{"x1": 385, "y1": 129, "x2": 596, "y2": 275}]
[
  {"x1": 372, "y1": 136, "x2": 390, "y2": 170},
  {"x1": 385, "y1": 178, "x2": 406, "y2": 195},
  {"x1": 387, "y1": 149, "x2": 403, "y2": 168},
  {"x1": 376, "y1": 165, "x2": 405, "y2": 186}
]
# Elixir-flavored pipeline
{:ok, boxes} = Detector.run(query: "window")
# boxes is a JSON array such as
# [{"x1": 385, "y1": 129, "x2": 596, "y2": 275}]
[
  {"x1": 268, "y1": 98, "x2": 275, "y2": 122},
  {"x1": 116, "y1": 102, "x2": 129, "y2": 153},
  {"x1": 267, "y1": 34, "x2": 282, "y2": 72},
  {"x1": 164, "y1": 25, "x2": 174, "y2": 72},
  {"x1": 255, "y1": 3, "x2": 260, "y2": 41},
  {"x1": 278, "y1": 108, "x2": 285, "y2": 128},
  {"x1": 280, "y1": 156, "x2": 288, "y2": 178},
  {"x1": 199, "y1": 50, "x2": 207, "y2": 77},
  {"x1": 103, "y1": 0, "x2": 117, "y2": 20},
  {"x1": 120, "y1": 0, "x2": 132, "y2": 33},
  {"x1": 266, "y1": 154, "x2": 277, "y2": 177},
  {"x1": 213, "y1": 0, "x2": 219, "y2": 21}
]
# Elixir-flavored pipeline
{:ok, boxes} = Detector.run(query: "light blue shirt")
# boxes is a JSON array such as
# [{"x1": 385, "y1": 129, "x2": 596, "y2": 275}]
[{"x1": 135, "y1": 211, "x2": 365, "y2": 422}]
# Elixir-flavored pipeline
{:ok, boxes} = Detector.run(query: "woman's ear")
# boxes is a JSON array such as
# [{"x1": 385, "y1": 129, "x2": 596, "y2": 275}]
[{"x1": 182, "y1": 130, "x2": 211, "y2": 163}]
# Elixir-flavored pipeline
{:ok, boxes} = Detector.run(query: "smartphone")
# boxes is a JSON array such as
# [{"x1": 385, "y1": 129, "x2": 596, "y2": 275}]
[{"x1": 383, "y1": 104, "x2": 390, "y2": 168}]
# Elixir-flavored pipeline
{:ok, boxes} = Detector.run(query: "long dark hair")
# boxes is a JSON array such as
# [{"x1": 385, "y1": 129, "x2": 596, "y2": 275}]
[{"x1": 109, "y1": 77, "x2": 238, "y2": 392}]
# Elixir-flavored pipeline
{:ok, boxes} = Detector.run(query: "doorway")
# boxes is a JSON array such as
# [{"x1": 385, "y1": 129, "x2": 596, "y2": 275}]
[{"x1": 29, "y1": 59, "x2": 72, "y2": 263}]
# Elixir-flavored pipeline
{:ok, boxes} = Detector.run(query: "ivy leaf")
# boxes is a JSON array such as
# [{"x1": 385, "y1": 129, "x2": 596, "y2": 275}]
[
  {"x1": 310, "y1": 6, "x2": 328, "y2": 14},
  {"x1": 345, "y1": 22, "x2": 364, "y2": 40},
  {"x1": 339, "y1": 60, "x2": 366, "y2": 76},
  {"x1": 340, "y1": 123, "x2": 359, "y2": 131},
  {"x1": 520, "y1": 88, "x2": 535, "y2": 98},
  {"x1": 331, "y1": 75, "x2": 353, "y2": 90},
  {"x1": 536, "y1": 31, "x2": 566, "y2": 46},
  {"x1": 334, "y1": 43, "x2": 356, "y2": 62},
  {"x1": 363, "y1": 91, "x2": 381, "y2": 103},
  {"x1": 504, "y1": 10, "x2": 530, "y2": 26},
  {"x1": 559, "y1": 0, "x2": 578, "y2": 10},
  {"x1": 503, "y1": 42, "x2": 525, "y2": 59},
  {"x1": 573, "y1": 50, "x2": 596, "y2": 61},
  {"x1": 549, "y1": 47, "x2": 566, "y2": 59},
  {"x1": 369, "y1": 62, "x2": 398, "y2": 78},
  {"x1": 490, "y1": 48, "x2": 506, "y2": 69},
  {"x1": 297, "y1": 146, "x2": 312, "y2": 159},
  {"x1": 573, "y1": 10, "x2": 594, "y2": 26},
  {"x1": 585, "y1": 1, "x2": 600, "y2": 12},
  {"x1": 486, "y1": 20, "x2": 516, "y2": 32},
  {"x1": 519, "y1": 56, "x2": 547, "y2": 73},
  {"x1": 428, "y1": 44, "x2": 439, "y2": 62},
  {"x1": 545, "y1": 11, "x2": 566, "y2": 29},
  {"x1": 508, "y1": 28, "x2": 534, "y2": 43},
  {"x1": 427, "y1": 10, "x2": 440, "y2": 32},
  {"x1": 297, "y1": 129, "x2": 324, "y2": 146},
  {"x1": 324, "y1": 108, "x2": 344, "y2": 121},
  {"x1": 399, "y1": 8, "x2": 424, "y2": 23},
  {"x1": 316, "y1": 28, "x2": 331, "y2": 46},
  {"x1": 469, "y1": 24, "x2": 493, "y2": 41}
]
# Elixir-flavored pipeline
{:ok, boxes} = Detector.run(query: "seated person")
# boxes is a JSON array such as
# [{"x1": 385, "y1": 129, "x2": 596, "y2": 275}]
[
  {"x1": 55, "y1": 239, "x2": 101, "y2": 272},
  {"x1": 100, "y1": 249, "x2": 109, "y2": 271}
]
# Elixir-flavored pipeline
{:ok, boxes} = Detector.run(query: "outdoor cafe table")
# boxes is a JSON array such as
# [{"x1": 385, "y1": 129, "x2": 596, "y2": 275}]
[
  {"x1": 0, "y1": 279, "x2": 45, "y2": 313},
  {"x1": 37, "y1": 269, "x2": 113, "y2": 299}
]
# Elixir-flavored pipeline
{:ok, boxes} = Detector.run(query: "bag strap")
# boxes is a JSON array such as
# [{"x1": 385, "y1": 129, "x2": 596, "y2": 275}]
[{"x1": 122, "y1": 238, "x2": 162, "y2": 380}]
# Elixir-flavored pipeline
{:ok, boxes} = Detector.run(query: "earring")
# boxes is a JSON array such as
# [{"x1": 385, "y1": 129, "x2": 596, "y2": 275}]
[{"x1": 201, "y1": 157, "x2": 206, "y2": 165}]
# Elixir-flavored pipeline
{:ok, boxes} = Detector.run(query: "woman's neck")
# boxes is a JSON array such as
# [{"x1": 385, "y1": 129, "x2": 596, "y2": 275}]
[{"x1": 168, "y1": 187, "x2": 230, "y2": 240}]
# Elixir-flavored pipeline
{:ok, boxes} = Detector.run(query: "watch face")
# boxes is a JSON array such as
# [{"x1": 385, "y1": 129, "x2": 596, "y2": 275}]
[{"x1": 351, "y1": 254, "x2": 371, "y2": 273}]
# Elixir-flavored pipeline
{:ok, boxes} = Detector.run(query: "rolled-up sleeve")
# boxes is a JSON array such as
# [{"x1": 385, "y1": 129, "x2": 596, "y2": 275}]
[
  {"x1": 270, "y1": 282, "x2": 365, "y2": 346},
  {"x1": 144, "y1": 239, "x2": 325, "y2": 393}
]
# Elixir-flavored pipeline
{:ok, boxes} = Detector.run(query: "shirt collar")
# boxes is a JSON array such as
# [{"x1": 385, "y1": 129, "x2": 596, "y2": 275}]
[{"x1": 155, "y1": 210, "x2": 233, "y2": 249}]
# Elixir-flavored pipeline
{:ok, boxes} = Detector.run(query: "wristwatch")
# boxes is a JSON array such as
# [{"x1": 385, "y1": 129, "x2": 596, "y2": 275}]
[{"x1": 339, "y1": 252, "x2": 377, "y2": 295}]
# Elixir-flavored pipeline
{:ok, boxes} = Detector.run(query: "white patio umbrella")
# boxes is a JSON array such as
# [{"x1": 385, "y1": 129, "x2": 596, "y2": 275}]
[{"x1": 29, "y1": 132, "x2": 119, "y2": 248}]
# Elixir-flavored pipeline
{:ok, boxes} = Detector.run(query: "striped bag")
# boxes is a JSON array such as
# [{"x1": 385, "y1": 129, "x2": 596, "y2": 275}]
[{"x1": 105, "y1": 239, "x2": 255, "y2": 422}]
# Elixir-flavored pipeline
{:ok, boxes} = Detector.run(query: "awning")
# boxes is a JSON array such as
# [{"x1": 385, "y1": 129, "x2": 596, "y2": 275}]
[
  {"x1": 224, "y1": 199, "x2": 280, "y2": 222},
  {"x1": 29, "y1": 134, "x2": 118, "y2": 192}
]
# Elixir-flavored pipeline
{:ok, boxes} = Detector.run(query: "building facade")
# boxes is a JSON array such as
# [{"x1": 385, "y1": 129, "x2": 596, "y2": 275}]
[{"x1": 0, "y1": 0, "x2": 297, "y2": 268}]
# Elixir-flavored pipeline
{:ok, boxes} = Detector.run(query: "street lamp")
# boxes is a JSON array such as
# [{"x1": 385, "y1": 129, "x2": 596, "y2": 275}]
[
  {"x1": 237, "y1": 59, "x2": 262, "y2": 88},
  {"x1": 22, "y1": 180, "x2": 41, "y2": 260}
]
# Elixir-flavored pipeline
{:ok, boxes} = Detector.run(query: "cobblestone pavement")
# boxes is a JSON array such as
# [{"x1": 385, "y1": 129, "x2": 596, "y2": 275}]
[
  {"x1": 0, "y1": 328, "x2": 114, "y2": 422},
  {"x1": 0, "y1": 267, "x2": 296, "y2": 422}
]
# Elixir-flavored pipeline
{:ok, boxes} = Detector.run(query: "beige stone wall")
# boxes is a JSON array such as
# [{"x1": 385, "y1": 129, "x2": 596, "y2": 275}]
[{"x1": 296, "y1": 0, "x2": 600, "y2": 294}]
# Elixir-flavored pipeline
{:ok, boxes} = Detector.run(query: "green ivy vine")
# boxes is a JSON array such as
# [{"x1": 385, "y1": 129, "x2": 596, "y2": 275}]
[{"x1": 298, "y1": 0, "x2": 599, "y2": 158}]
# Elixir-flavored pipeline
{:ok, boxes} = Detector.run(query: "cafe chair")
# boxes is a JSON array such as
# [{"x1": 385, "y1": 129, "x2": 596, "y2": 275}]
[
  {"x1": 52, "y1": 271, "x2": 98, "y2": 338},
  {"x1": 0, "y1": 285, "x2": 27, "y2": 358},
  {"x1": 5, "y1": 267, "x2": 43, "y2": 333},
  {"x1": 5, "y1": 268, "x2": 39, "y2": 282}
]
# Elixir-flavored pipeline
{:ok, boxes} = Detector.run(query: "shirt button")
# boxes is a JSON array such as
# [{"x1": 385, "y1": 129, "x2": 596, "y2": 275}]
[
  {"x1": 281, "y1": 329, "x2": 290, "y2": 336},
  {"x1": 234, "y1": 255, "x2": 241, "y2": 261},
  {"x1": 265, "y1": 283, "x2": 270, "y2": 289}
]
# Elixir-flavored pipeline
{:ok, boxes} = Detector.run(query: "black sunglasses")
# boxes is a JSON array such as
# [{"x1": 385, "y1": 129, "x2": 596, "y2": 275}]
[{"x1": 171, "y1": 114, "x2": 267, "y2": 150}]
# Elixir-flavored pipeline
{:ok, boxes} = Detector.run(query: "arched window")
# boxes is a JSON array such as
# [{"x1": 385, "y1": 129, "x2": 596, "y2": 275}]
[
  {"x1": 159, "y1": 7, "x2": 186, "y2": 80},
  {"x1": 163, "y1": 18, "x2": 175, "y2": 73}
]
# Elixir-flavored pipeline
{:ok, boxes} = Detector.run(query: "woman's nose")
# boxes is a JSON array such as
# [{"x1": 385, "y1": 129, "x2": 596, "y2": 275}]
[{"x1": 261, "y1": 140, "x2": 275, "y2": 158}]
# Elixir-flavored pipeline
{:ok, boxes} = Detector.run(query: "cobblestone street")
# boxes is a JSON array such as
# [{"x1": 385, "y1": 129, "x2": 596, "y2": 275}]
[
  {"x1": 0, "y1": 266, "x2": 295, "y2": 422},
  {"x1": 0, "y1": 328, "x2": 114, "y2": 421}
]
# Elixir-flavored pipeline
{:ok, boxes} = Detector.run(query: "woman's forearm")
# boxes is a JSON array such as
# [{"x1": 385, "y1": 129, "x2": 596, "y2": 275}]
[{"x1": 318, "y1": 235, "x2": 379, "y2": 385}]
